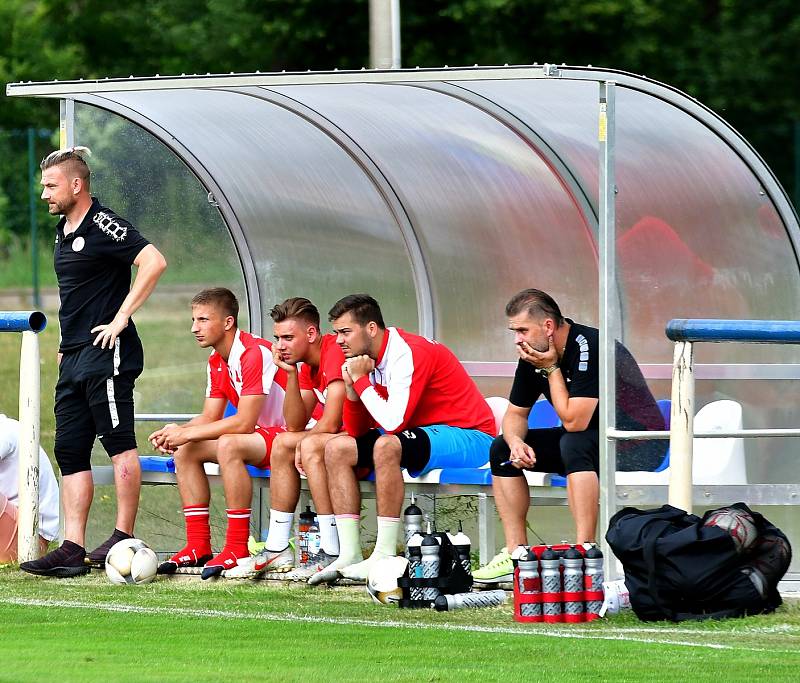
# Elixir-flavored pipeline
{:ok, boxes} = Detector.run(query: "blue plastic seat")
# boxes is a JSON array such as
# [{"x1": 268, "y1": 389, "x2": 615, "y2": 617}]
[
  {"x1": 528, "y1": 400, "x2": 561, "y2": 429},
  {"x1": 139, "y1": 455, "x2": 175, "y2": 472}
]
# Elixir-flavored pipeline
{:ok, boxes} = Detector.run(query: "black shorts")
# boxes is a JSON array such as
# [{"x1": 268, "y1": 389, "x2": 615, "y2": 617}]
[
  {"x1": 355, "y1": 428, "x2": 431, "y2": 476},
  {"x1": 54, "y1": 336, "x2": 144, "y2": 475},
  {"x1": 489, "y1": 427, "x2": 599, "y2": 478}
]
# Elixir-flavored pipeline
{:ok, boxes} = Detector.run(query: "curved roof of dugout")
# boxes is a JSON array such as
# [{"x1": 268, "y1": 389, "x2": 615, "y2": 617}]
[{"x1": 9, "y1": 64, "x2": 800, "y2": 370}]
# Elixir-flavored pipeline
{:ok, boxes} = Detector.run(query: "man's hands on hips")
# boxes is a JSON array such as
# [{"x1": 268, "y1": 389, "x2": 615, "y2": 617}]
[{"x1": 91, "y1": 312, "x2": 129, "y2": 349}]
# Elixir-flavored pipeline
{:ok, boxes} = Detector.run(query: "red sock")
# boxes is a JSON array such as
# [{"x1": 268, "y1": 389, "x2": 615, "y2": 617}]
[
  {"x1": 169, "y1": 505, "x2": 212, "y2": 564},
  {"x1": 207, "y1": 508, "x2": 251, "y2": 568}
]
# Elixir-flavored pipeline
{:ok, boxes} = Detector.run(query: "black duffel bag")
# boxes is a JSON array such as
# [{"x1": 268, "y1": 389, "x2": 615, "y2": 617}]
[{"x1": 606, "y1": 502, "x2": 791, "y2": 621}]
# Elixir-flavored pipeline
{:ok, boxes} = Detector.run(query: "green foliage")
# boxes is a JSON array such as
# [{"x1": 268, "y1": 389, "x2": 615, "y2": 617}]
[{"x1": 0, "y1": 0, "x2": 798, "y2": 254}]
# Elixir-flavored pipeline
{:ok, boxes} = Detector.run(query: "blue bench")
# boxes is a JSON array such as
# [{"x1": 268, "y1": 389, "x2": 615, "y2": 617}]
[{"x1": 96, "y1": 398, "x2": 673, "y2": 563}]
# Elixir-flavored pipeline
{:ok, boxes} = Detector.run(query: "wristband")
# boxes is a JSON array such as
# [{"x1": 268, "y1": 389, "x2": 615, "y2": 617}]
[{"x1": 538, "y1": 364, "x2": 560, "y2": 378}]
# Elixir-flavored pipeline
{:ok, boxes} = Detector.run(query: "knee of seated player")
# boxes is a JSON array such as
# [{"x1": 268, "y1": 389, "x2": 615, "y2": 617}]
[
  {"x1": 372, "y1": 435, "x2": 402, "y2": 469},
  {"x1": 489, "y1": 435, "x2": 520, "y2": 476},
  {"x1": 298, "y1": 434, "x2": 327, "y2": 468},
  {"x1": 323, "y1": 435, "x2": 356, "y2": 469},
  {"x1": 173, "y1": 440, "x2": 208, "y2": 466},
  {"x1": 268, "y1": 432, "x2": 296, "y2": 466},
  {"x1": 215, "y1": 433, "x2": 246, "y2": 466}
]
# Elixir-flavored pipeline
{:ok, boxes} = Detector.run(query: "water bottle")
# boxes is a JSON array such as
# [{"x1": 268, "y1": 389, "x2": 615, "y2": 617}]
[
  {"x1": 298, "y1": 505, "x2": 315, "y2": 566},
  {"x1": 434, "y1": 590, "x2": 507, "y2": 611},
  {"x1": 583, "y1": 544, "x2": 604, "y2": 621},
  {"x1": 420, "y1": 528, "x2": 441, "y2": 603},
  {"x1": 540, "y1": 546, "x2": 563, "y2": 623},
  {"x1": 403, "y1": 495, "x2": 424, "y2": 545},
  {"x1": 514, "y1": 548, "x2": 542, "y2": 623},
  {"x1": 406, "y1": 533, "x2": 424, "y2": 601},
  {"x1": 306, "y1": 516, "x2": 321, "y2": 566},
  {"x1": 562, "y1": 545, "x2": 585, "y2": 622},
  {"x1": 449, "y1": 522, "x2": 472, "y2": 579}
]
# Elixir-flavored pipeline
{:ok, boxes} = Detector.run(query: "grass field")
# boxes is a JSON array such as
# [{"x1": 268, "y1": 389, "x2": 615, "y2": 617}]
[{"x1": 0, "y1": 567, "x2": 798, "y2": 682}]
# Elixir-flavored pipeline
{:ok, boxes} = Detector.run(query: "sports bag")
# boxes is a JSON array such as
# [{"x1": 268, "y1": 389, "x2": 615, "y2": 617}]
[{"x1": 605, "y1": 502, "x2": 791, "y2": 621}]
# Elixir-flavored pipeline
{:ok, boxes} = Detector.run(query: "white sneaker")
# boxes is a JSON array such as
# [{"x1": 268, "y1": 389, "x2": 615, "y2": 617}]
[
  {"x1": 223, "y1": 555, "x2": 258, "y2": 579},
  {"x1": 252, "y1": 546, "x2": 294, "y2": 573},
  {"x1": 340, "y1": 553, "x2": 392, "y2": 582},
  {"x1": 282, "y1": 550, "x2": 339, "y2": 582}
]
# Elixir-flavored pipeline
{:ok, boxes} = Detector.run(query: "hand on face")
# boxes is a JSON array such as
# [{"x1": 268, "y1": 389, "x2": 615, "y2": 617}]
[
  {"x1": 517, "y1": 334, "x2": 558, "y2": 369},
  {"x1": 272, "y1": 344, "x2": 295, "y2": 373},
  {"x1": 345, "y1": 354, "x2": 374, "y2": 382}
]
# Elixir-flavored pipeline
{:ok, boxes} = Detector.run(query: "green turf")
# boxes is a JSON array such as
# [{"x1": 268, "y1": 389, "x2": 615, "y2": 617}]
[{"x1": 0, "y1": 567, "x2": 798, "y2": 682}]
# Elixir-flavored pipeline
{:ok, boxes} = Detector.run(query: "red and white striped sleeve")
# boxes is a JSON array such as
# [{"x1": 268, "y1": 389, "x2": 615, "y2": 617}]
[{"x1": 239, "y1": 344, "x2": 279, "y2": 396}]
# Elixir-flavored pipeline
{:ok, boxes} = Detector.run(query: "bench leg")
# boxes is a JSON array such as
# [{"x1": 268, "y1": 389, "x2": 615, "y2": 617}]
[{"x1": 478, "y1": 493, "x2": 495, "y2": 565}]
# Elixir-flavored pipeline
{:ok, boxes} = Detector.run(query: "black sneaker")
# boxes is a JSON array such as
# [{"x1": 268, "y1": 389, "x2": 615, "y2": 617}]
[
  {"x1": 20, "y1": 540, "x2": 90, "y2": 578},
  {"x1": 86, "y1": 528, "x2": 133, "y2": 567}
]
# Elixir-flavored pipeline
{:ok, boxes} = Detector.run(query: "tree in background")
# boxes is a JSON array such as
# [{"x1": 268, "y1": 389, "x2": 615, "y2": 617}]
[{"x1": 1, "y1": 0, "x2": 798, "y2": 248}]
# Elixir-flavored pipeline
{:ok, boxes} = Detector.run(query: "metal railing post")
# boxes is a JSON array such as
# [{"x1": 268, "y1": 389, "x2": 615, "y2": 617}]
[{"x1": 668, "y1": 341, "x2": 695, "y2": 511}]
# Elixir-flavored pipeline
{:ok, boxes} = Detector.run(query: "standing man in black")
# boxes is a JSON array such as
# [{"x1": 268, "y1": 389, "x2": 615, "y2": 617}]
[{"x1": 21, "y1": 147, "x2": 167, "y2": 577}]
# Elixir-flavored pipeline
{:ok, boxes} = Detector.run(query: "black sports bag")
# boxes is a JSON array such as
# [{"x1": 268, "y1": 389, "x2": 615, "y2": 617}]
[{"x1": 606, "y1": 502, "x2": 791, "y2": 621}]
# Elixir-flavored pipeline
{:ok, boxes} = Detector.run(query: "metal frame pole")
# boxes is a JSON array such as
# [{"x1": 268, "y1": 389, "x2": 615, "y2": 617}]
[
  {"x1": 668, "y1": 341, "x2": 695, "y2": 511},
  {"x1": 598, "y1": 81, "x2": 618, "y2": 580},
  {"x1": 17, "y1": 330, "x2": 41, "y2": 561},
  {"x1": 369, "y1": 0, "x2": 401, "y2": 69}
]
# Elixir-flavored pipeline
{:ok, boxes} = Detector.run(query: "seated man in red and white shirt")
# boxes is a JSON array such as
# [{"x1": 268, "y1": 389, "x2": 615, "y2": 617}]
[
  {"x1": 309, "y1": 294, "x2": 496, "y2": 585},
  {"x1": 149, "y1": 288, "x2": 287, "y2": 579},
  {"x1": 240, "y1": 297, "x2": 346, "y2": 577}
]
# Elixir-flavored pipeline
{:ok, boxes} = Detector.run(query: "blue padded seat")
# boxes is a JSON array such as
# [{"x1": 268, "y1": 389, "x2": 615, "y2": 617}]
[
  {"x1": 439, "y1": 467, "x2": 493, "y2": 485},
  {"x1": 139, "y1": 455, "x2": 175, "y2": 472}
]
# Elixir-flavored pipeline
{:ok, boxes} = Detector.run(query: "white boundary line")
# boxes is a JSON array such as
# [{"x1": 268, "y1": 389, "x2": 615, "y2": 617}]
[{"x1": 2, "y1": 597, "x2": 797, "y2": 654}]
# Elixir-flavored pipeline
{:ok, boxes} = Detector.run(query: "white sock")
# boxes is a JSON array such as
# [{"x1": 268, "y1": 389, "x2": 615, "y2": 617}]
[
  {"x1": 330, "y1": 515, "x2": 361, "y2": 566},
  {"x1": 340, "y1": 517, "x2": 402, "y2": 580},
  {"x1": 373, "y1": 516, "x2": 401, "y2": 558},
  {"x1": 265, "y1": 509, "x2": 293, "y2": 551},
  {"x1": 318, "y1": 514, "x2": 339, "y2": 555}
]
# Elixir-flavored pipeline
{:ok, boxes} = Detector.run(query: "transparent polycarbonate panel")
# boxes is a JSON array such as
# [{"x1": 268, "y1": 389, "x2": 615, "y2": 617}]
[
  {"x1": 464, "y1": 79, "x2": 800, "y2": 365},
  {"x1": 271, "y1": 82, "x2": 597, "y2": 360},
  {"x1": 74, "y1": 103, "x2": 247, "y2": 421},
  {"x1": 97, "y1": 89, "x2": 418, "y2": 336}
]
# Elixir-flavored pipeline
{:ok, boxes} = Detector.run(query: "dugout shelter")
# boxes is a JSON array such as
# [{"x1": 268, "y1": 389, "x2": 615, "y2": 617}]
[{"x1": 7, "y1": 64, "x2": 800, "y2": 581}]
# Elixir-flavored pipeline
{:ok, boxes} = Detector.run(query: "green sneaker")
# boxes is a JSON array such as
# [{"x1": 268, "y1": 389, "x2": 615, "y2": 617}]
[{"x1": 472, "y1": 548, "x2": 513, "y2": 584}]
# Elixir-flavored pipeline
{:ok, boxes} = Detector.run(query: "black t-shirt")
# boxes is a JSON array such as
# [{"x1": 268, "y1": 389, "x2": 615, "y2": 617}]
[
  {"x1": 509, "y1": 319, "x2": 666, "y2": 469},
  {"x1": 54, "y1": 198, "x2": 150, "y2": 353}
]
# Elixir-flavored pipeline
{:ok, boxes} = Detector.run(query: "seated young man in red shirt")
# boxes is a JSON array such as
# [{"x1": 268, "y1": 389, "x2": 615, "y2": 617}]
[
  {"x1": 309, "y1": 294, "x2": 496, "y2": 585},
  {"x1": 227, "y1": 297, "x2": 346, "y2": 578},
  {"x1": 149, "y1": 288, "x2": 288, "y2": 579}
]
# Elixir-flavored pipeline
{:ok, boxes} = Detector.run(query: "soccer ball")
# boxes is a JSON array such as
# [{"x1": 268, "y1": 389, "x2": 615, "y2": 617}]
[
  {"x1": 704, "y1": 507, "x2": 757, "y2": 553},
  {"x1": 105, "y1": 538, "x2": 159, "y2": 585},
  {"x1": 366, "y1": 555, "x2": 409, "y2": 605}
]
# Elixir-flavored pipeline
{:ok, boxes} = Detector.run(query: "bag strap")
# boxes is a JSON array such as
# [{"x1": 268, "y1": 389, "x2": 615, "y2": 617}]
[{"x1": 642, "y1": 518, "x2": 678, "y2": 620}]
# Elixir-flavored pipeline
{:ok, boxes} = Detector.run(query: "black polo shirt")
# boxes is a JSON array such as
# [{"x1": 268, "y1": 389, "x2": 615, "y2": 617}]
[
  {"x1": 509, "y1": 319, "x2": 667, "y2": 468},
  {"x1": 54, "y1": 198, "x2": 150, "y2": 353}
]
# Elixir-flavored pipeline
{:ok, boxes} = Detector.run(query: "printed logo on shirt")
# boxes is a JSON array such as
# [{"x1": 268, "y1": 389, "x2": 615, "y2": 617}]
[
  {"x1": 93, "y1": 211, "x2": 128, "y2": 242},
  {"x1": 72, "y1": 236, "x2": 85, "y2": 252},
  {"x1": 576, "y1": 334, "x2": 590, "y2": 372}
]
